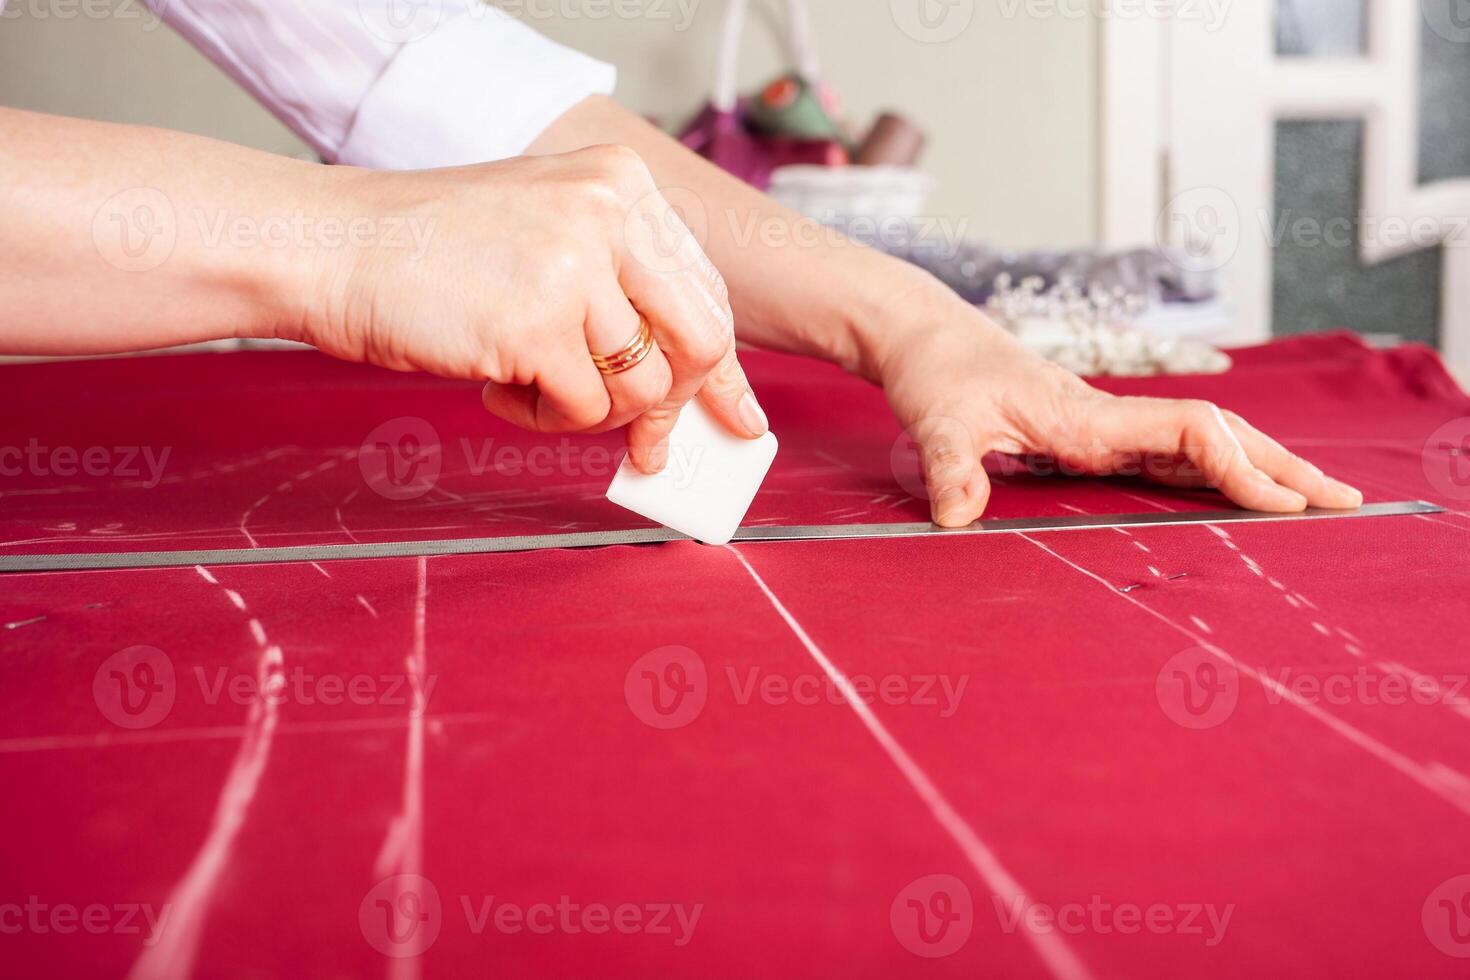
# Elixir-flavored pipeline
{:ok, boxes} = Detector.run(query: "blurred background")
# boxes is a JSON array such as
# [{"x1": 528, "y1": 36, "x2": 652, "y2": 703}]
[{"x1": 2, "y1": 0, "x2": 1466, "y2": 373}]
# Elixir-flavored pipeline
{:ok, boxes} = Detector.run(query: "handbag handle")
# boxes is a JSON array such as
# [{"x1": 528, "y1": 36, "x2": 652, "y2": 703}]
[{"x1": 712, "y1": 0, "x2": 821, "y2": 113}]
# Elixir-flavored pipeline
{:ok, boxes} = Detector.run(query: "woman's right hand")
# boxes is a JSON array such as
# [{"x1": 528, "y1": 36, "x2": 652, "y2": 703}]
[{"x1": 300, "y1": 144, "x2": 768, "y2": 472}]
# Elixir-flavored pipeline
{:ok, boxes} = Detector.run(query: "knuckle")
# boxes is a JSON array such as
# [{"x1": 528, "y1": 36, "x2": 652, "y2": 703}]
[
  {"x1": 560, "y1": 399, "x2": 606, "y2": 432},
  {"x1": 537, "y1": 243, "x2": 588, "y2": 285},
  {"x1": 586, "y1": 142, "x2": 648, "y2": 174},
  {"x1": 573, "y1": 144, "x2": 651, "y2": 197},
  {"x1": 637, "y1": 401, "x2": 682, "y2": 432},
  {"x1": 712, "y1": 269, "x2": 730, "y2": 305},
  {"x1": 705, "y1": 353, "x2": 747, "y2": 397},
  {"x1": 474, "y1": 354, "x2": 504, "y2": 384},
  {"x1": 681, "y1": 322, "x2": 729, "y2": 374},
  {"x1": 1175, "y1": 400, "x2": 1220, "y2": 440},
  {"x1": 1044, "y1": 361, "x2": 1094, "y2": 395},
  {"x1": 1048, "y1": 382, "x2": 1107, "y2": 448},
  {"x1": 627, "y1": 368, "x2": 672, "y2": 415},
  {"x1": 699, "y1": 260, "x2": 732, "y2": 308},
  {"x1": 1187, "y1": 399, "x2": 1221, "y2": 421},
  {"x1": 924, "y1": 442, "x2": 970, "y2": 482}
]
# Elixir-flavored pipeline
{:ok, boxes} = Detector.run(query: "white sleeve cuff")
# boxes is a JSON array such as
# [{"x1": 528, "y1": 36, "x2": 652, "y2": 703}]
[{"x1": 336, "y1": 8, "x2": 615, "y2": 169}]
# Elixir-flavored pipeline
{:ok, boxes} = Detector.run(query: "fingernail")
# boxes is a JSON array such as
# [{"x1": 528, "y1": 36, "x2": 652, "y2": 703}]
[
  {"x1": 642, "y1": 441, "x2": 669, "y2": 474},
  {"x1": 1328, "y1": 478, "x2": 1363, "y2": 505},
  {"x1": 1278, "y1": 487, "x2": 1309, "y2": 509},
  {"x1": 738, "y1": 391, "x2": 769, "y2": 437},
  {"x1": 934, "y1": 487, "x2": 967, "y2": 526}
]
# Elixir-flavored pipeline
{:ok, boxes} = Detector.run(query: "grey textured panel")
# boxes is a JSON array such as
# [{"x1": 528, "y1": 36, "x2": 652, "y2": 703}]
[
  {"x1": 1276, "y1": 0, "x2": 1366, "y2": 56},
  {"x1": 1272, "y1": 120, "x2": 1441, "y2": 346},
  {"x1": 0, "y1": 503, "x2": 1442, "y2": 572},
  {"x1": 1419, "y1": 15, "x2": 1470, "y2": 185}
]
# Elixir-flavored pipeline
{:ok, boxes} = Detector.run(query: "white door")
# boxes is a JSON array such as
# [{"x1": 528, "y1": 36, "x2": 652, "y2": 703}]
[{"x1": 1100, "y1": 1, "x2": 1470, "y2": 371}]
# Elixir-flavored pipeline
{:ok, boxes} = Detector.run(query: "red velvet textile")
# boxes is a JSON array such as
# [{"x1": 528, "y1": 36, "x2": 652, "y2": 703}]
[{"x1": 2, "y1": 333, "x2": 1468, "y2": 978}]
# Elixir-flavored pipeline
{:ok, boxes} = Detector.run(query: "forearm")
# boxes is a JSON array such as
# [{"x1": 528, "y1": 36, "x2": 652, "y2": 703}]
[
  {"x1": 528, "y1": 96, "x2": 960, "y2": 380},
  {"x1": 0, "y1": 108, "x2": 319, "y2": 356}
]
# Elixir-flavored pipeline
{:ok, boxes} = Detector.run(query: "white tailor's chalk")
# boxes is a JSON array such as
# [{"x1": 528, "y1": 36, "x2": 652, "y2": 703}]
[{"x1": 605, "y1": 399, "x2": 778, "y2": 546}]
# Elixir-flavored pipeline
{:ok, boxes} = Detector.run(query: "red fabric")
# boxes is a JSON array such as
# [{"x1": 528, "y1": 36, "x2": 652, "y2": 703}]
[
  {"x1": 0, "y1": 330, "x2": 1459, "y2": 557},
  {"x1": 2, "y1": 333, "x2": 1468, "y2": 978}
]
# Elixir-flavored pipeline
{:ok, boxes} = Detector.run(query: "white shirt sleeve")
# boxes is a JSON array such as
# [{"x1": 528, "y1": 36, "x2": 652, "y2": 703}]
[{"x1": 147, "y1": 1, "x2": 616, "y2": 168}]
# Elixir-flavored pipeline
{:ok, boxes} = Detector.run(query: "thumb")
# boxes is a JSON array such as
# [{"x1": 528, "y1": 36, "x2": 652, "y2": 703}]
[
  {"x1": 696, "y1": 342, "x2": 768, "y2": 440},
  {"x1": 916, "y1": 418, "x2": 991, "y2": 527}
]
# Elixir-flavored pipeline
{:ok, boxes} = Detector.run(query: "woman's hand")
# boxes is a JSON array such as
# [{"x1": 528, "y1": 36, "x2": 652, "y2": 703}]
[
  {"x1": 868, "y1": 283, "x2": 1364, "y2": 527},
  {"x1": 303, "y1": 145, "x2": 768, "y2": 472},
  {"x1": 524, "y1": 102, "x2": 1361, "y2": 524},
  {"x1": 3, "y1": 109, "x2": 766, "y2": 471}
]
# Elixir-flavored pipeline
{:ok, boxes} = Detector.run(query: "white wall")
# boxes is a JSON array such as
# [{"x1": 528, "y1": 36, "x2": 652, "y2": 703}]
[
  {"x1": 0, "y1": 3, "x2": 312, "y2": 159},
  {"x1": 0, "y1": 0, "x2": 1097, "y2": 249}
]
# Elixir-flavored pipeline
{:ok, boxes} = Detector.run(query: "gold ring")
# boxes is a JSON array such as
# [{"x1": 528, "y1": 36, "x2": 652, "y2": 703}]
[{"x1": 592, "y1": 316, "x2": 654, "y2": 376}]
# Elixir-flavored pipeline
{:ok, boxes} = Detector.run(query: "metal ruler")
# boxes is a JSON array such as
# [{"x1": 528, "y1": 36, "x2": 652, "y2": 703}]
[{"x1": 0, "y1": 500, "x2": 1441, "y2": 573}]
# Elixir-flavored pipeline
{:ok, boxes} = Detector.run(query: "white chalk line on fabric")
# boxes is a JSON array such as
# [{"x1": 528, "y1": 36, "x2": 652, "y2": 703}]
[
  {"x1": 727, "y1": 545, "x2": 1094, "y2": 980},
  {"x1": 1018, "y1": 533, "x2": 1470, "y2": 819}
]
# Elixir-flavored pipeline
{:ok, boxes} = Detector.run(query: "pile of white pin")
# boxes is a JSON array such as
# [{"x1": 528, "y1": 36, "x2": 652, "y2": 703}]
[{"x1": 985, "y1": 274, "x2": 1231, "y2": 377}]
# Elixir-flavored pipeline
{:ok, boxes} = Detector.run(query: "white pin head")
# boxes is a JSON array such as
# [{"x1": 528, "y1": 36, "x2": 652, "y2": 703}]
[{"x1": 605, "y1": 400, "x2": 778, "y2": 545}]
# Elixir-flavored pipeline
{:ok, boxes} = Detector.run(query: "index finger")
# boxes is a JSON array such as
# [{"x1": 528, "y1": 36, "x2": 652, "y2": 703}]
[
  {"x1": 1085, "y1": 396, "x2": 1310, "y2": 512},
  {"x1": 616, "y1": 185, "x2": 767, "y2": 472}
]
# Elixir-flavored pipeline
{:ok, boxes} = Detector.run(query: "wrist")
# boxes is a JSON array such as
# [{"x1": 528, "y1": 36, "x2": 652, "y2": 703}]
[
  {"x1": 843, "y1": 255, "x2": 976, "y2": 381},
  {"x1": 225, "y1": 161, "x2": 374, "y2": 348}
]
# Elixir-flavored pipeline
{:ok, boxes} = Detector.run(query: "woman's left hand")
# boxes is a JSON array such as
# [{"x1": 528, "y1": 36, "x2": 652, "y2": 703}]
[{"x1": 868, "y1": 289, "x2": 1364, "y2": 527}]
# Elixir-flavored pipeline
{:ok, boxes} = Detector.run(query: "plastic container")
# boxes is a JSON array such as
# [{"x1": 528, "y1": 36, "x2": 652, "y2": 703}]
[{"x1": 767, "y1": 165, "x2": 935, "y2": 224}]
